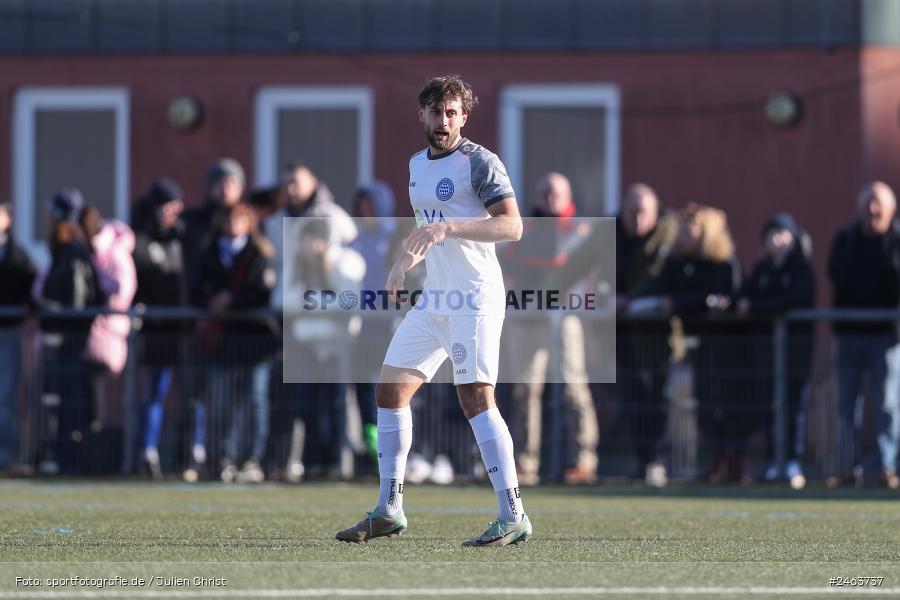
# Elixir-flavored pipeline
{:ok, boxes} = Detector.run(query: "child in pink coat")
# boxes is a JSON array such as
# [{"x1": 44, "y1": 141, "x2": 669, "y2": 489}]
[{"x1": 80, "y1": 207, "x2": 137, "y2": 376}]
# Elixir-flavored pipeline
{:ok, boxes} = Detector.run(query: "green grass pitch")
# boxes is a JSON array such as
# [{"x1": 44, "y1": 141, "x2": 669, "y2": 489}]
[{"x1": 0, "y1": 481, "x2": 898, "y2": 599}]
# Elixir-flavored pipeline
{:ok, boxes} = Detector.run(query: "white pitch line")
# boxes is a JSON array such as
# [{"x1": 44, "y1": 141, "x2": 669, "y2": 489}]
[{"x1": 2, "y1": 589, "x2": 900, "y2": 598}]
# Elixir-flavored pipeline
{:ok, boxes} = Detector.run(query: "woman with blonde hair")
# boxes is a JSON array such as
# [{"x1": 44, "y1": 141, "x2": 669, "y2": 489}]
[
  {"x1": 645, "y1": 204, "x2": 739, "y2": 316},
  {"x1": 637, "y1": 204, "x2": 743, "y2": 482}
]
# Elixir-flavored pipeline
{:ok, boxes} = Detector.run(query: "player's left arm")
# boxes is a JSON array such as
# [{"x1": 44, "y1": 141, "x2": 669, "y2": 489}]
[
  {"x1": 449, "y1": 198, "x2": 523, "y2": 242},
  {"x1": 406, "y1": 200, "x2": 522, "y2": 254}
]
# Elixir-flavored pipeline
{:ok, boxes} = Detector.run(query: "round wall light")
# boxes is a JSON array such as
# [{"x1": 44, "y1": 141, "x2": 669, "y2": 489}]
[
  {"x1": 764, "y1": 91, "x2": 802, "y2": 128},
  {"x1": 167, "y1": 95, "x2": 204, "y2": 131}
]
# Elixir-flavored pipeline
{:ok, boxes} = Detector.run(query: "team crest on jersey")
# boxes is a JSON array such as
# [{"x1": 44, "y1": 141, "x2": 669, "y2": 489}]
[
  {"x1": 435, "y1": 178, "x2": 454, "y2": 201},
  {"x1": 452, "y1": 342, "x2": 467, "y2": 365}
]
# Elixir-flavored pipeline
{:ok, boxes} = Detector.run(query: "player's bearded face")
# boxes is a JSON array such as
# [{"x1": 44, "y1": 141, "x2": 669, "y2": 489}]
[{"x1": 421, "y1": 97, "x2": 467, "y2": 152}]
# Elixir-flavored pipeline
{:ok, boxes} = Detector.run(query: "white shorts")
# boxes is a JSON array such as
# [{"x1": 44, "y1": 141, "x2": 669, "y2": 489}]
[{"x1": 383, "y1": 309, "x2": 504, "y2": 386}]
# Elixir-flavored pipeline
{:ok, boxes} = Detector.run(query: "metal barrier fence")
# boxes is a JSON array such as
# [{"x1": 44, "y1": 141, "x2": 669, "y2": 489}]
[{"x1": 1, "y1": 306, "x2": 899, "y2": 484}]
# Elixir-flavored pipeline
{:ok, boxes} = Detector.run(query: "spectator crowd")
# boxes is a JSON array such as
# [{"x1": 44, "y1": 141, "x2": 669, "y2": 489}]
[{"x1": 0, "y1": 162, "x2": 898, "y2": 491}]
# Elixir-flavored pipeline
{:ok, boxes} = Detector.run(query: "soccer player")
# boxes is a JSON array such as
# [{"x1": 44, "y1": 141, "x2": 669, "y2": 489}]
[{"x1": 336, "y1": 74, "x2": 531, "y2": 546}]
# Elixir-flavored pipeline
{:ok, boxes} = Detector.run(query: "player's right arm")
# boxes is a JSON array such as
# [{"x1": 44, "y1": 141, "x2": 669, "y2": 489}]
[{"x1": 385, "y1": 242, "x2": 426, "y2": 303}]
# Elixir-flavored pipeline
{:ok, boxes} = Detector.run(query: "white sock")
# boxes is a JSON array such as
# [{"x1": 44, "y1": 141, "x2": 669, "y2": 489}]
[
  {"x1": 469, "y1": 407, "x2": 524, "y2": 523},
  {"x1": 375, "y1": 406, "x2": 412, "y2": 515}
]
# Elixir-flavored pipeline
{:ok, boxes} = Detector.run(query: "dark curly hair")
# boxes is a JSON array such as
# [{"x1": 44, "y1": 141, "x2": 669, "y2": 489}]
[{"x1": 418, "y1": 74, "x2": 478, "y2": 114}]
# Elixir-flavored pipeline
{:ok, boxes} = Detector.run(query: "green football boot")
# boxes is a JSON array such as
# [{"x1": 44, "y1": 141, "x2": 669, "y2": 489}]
[
  {"x1": 462, "y1": 514, "x2": 532, "y2": 547},
  {"x1": 335, "y1": 510, "x2": 407, "y2": 543}
]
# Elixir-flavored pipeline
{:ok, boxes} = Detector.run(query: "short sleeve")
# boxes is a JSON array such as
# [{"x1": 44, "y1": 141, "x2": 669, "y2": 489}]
[{"x1": 469, "y1": 149, "x2": 516, "y2": 208}]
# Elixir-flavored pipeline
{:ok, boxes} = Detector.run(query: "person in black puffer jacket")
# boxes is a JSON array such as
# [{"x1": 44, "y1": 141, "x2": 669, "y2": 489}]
[
  {"x1": 0, "y1": 200, "x2": 37, "y2": 473},
  {"x1": 734, "y1": 213, "x2": 815, "y2": 488},
  {"x1": 34, "y1": 189, "x2": 104, "y2": 474},
  {"x1": 193, "y1": 202, "x2": 277, "y2": 484},
  {"x1": 132, "y1": 177, "x2": 187, "y2": 478},
  {"x1": 37, "y1": 190, "x2": 105, "y2": 329}
]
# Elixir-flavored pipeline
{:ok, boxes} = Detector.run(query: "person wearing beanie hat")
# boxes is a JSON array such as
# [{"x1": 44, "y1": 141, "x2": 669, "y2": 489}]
[
  {"x1": 34, "y1": 188, "x2": 104, "y2": 474},
  {"x1": 734, "y1": 212, "x2": 815, "y2": 489},
  {"x1": 180, "y1": 159, "x2": 247, "y2": 481},
  {"x1": 761, "y1": 212, "x2": 812, "y2": 256},
  {"x1": 132, "y1": 177, "x2": 183, "y2": 235},
  {"x1": 761, "y1": 212, "x2": 799, "y2": 239},
  {"x1": 48, "y1": 188, "x2": 85, "y2": 223},
  {"x1": 207, "y1": 158, "x2": 245, "y2": 188},
  {"x1": 146, "y1": 176, "x2": 183, "y2": 208},
  {"x1": 132, "y1": 176, "x2": 186, "y2": 306},
  {"x1": 205, "y1": 158, "x2": 245, "y2": 207},
  {"x1": 132, "y1": 176, "x2": 187, "y2": 479},
  {"x1": 183, "y1": 159, "x2": 246, "y2": 279},
  {"x1": 39, "y1": 188, "x2": 98, "y2": 308}
]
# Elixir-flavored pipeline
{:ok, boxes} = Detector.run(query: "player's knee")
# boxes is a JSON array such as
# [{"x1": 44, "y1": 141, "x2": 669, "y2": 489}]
[
  {"x1": 375, "y1": 382, "x2": 404, "y2": 409},
  {"x1": 457, "y1": 383, "x2": 495, "y2": 419}
]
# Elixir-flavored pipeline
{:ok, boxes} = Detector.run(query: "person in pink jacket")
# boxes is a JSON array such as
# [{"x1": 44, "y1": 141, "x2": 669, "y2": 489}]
[{"x1": 79, "y1": 206, "x2": 137, "y2": 426}]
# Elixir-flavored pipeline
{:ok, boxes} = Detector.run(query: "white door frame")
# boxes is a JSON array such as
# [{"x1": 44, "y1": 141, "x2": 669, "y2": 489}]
[
  {"x1": 253, "y1": 86, "x2": 374, "y2": 188},
  {"x1": 12, "y1": 86, "x2": 130, "y2": 268},
  {"x1": 499, "y1": 83, "x2": 621, "y2": 215}
]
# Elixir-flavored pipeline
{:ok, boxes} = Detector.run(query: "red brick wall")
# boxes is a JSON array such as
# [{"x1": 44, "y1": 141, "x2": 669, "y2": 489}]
[
  {"x1": 860, "y1": 47, "x2": 900, "y2": 207},
  {"x1": 0, "y1": 49, "x2": 884, "y2": 305}
]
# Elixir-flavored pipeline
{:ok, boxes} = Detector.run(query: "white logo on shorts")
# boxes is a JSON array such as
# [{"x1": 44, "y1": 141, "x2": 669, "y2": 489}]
[{"x1": 452, "y1": 342, "x2": 467, "y2": 365}]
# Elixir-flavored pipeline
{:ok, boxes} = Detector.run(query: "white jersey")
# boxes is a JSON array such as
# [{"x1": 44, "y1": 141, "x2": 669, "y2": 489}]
[{"x1": 408, "y1": 138, "x2": 515, "y2": 315}]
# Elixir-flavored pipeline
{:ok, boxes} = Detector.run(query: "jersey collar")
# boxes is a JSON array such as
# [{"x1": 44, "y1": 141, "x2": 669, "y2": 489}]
[{"x1": 427, "y1": 137, "x2": 467, "y2": 161}]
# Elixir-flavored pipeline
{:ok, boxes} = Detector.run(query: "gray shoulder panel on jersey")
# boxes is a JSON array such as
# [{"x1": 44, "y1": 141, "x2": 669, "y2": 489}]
[
  {"x1": 409, "y1": 148, "x2": 428, "y2": 162},
  {"x1": 465, "y1": 142, "x2": 516, "y2": 208}
]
